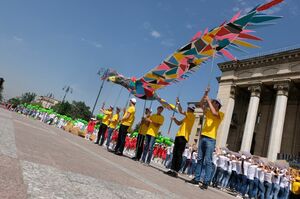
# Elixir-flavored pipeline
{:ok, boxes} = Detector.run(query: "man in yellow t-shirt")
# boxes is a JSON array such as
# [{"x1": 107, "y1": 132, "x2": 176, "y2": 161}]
[
  {"x1": 106, "y1": 107, "x2": 120, "y2": 150},
  {"x1": 164, "y1": 97, "x2": 196, "y2": 178},
  {"x1": 95, "y1": 105, "x2": 113, "y2": 146},
  {"x1": 114, "y1": 98, "x2": 136, "y2": 155},
  {"x1": 141, "y1": 106, "x2": 164, "y2": 165},
  {"x1": 132, "y1": 108, "x2": 152, "y2": 161},
  {"x1": 188, "y1": 87, "x2": 224, "y2": 190}
]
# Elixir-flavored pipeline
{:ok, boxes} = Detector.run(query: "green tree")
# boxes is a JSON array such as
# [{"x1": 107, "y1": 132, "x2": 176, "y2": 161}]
[
  {"x1": 20, "y1": 92, "x2": 36, "y2": 104},
  {"x1": 52, "y1": 101, "x2": 73, "y2": 117},
  {"x1": 8, "y1": 98, "x2": 21, "y2": 107},
  {"x1": 70, "y1": 101, "x2": 92, "y2": 121},
  {"x1": 52, "y1": 101, "x2": 92, "y2": 121}
]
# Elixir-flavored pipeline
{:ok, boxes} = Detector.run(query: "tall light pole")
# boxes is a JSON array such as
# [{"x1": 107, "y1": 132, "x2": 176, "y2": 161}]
[
  {"x1": 62, "y1": 86, "x2": 73, "y2": 102},
  {"x1": 91, "y1": 68, "x2": 109, "y2": 115}
]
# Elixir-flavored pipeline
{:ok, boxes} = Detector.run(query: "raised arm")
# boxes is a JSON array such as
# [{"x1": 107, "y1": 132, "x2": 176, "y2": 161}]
[
  {"x1": 199, "y1": 87, "x2": 210, "y2": 112},
  {"x1": 176, "y1": 97, "x2": 186, "y2": 115}
]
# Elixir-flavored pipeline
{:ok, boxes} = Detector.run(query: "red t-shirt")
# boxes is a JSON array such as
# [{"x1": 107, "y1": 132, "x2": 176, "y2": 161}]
[{"x1": 87, "y1": 121, "x2": 96, "y2": 132}]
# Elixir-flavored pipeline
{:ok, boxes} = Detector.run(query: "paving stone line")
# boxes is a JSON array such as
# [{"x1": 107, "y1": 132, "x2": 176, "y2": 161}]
[{"x1": 22, "y1": 160, "x2": 169, "y2": 199}]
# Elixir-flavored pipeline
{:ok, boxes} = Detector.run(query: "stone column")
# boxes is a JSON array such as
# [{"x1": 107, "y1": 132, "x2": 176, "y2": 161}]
[
  {"x1": 217, "y1": 85, "x2": 236, "y2": 147},
  {"x1": 240, "y1": 85, "x2": 261, "y2": 152},
  {"x1": 267, "y1": 82, "x2": 290, "y2": 161}
]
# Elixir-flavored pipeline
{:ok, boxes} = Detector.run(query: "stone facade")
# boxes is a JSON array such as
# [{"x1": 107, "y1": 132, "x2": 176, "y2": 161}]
[
  {"x1": 35, "y1": 96, "x2": 60, "y2": 109},
  {"x1": 216, "y1": 48, "x2": 300, "y2": 161}
]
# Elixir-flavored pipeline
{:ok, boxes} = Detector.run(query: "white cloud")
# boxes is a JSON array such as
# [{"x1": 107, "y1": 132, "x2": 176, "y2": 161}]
[
  {"x1": 151, "y1": 30, "x2": 161, "y2": 38},
  {"x1": 186, "y1": 24, "x2": 193, "y2": 29},
  {"x1": 161, "y1": 39, "x2": 175, "y2": 47},
  {"x1": 81, "y1": 37, "x2": 102, "y2": 48},
  {"x1": 13, "y1": 36, "x2": 23, "y2": 42}
]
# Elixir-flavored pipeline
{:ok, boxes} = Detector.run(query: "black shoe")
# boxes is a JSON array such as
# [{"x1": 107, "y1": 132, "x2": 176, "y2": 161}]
[
  {"x1": 163, "y1": 170, "x2": 173, "y2": 175},
  {"x1": 200, "y1": 183, "x2": 208, "y2": 190},
  {"x1": 164, "y1": 170, "x2": 177, "y2": 178},
  {"x1": 186, "y1": 178, "x2": 200, "y2": 185},
  {"x1": 115, "y1": 151, "x2": 123, "y2": 156},
  {"x1": 131, "y1": 157, "x2": 138, "y2": 161}
]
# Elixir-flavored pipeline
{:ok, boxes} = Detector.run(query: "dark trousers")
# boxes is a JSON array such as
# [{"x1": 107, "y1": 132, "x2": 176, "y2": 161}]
[
  {"x1": 171, "y1": 136, "x2": 187, "y2": 172},
  {"x1": 114, "y1": 124, "x2": 129, "y2": 154},
  {"x1": 95, "y1": 123, "x2": 108, "y2": 145},
  {"x1": 135, "y1": 134, "x2": 145, "y2": 161}
]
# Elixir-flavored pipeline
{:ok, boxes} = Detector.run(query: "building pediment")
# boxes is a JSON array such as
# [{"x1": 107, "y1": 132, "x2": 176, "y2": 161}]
[{"x1": 218, "y1": 48, "x2": 300, "y2": 72}]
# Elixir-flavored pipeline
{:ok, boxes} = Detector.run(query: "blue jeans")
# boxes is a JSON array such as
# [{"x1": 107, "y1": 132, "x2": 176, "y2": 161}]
[
  {"x1": 277, "y1": 186, "x2": 289, "y2": 199},
  {"x1": 188, "y1": 159, "x2": 196, "y2": 175},
  {"x1": 271, "y1": 183, "x2": 280, "y2": 199},
  {"x1": 106, "y1": 128, "x2": 114, "y2": 147},
  {"x1": 164, "y1": 154, "x2": 171, "y2": 166},
  {"x1": 264, "y1": 181, "x2": 272, "y2": 199},
  {"x1": 141, "y1": 135, "x2": 156, "y2": 164},
  {"x1": 221, "y1": 171, "x2": 231, "y2": 188},
  {"x1": 228, "y1": 171, "x2": 238, "y2": 190},
  {"x1": 209, "y1": 164, "x2": 217, "y2": 184},
  {"x1": 250, "y1": 178, "x2": 259, "y2": 198},
  {"x1": 257, "y1": 180, "x2": 265, "y2": 199},
  {"x1": 240, "y1": 175, "x2": 249, "y2": 196},
  {"x1": 194, "y1": 136, "x2": 216, "y2": 184},
  {"x1": 166, "y1": 153, "x2": 173, "y2": 169},
  {"x1": 212, "y1": 167, "x2": 224, "y2": 186},
  {"x1": 180, "y1": 156, "x2": 187, "y2": 172}
]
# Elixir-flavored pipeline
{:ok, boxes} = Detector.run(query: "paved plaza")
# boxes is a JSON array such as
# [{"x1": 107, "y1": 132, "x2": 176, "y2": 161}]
[{"x1": 0, "y1": 108, "x2": 235, "y2": 199}]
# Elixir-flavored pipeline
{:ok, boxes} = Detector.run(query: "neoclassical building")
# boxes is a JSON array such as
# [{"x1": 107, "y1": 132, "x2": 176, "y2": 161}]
[{"x1": 216, "y1": 48, "x2": 300, "y2": 161}]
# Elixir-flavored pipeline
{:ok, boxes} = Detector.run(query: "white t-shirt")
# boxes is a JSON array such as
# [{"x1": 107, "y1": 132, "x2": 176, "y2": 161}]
[
  {"x1": 227, "y1": 160, "x2": 233, "y2": 173},
  {"x1": 231, "y1": 160, "x2": 237, "y2": 172},
  {"x1": 192, "y1": 152, "x2": 198, "y2": 160},
  {"x1": 257, "y1": 168, "x2": 265, "y2": 182},
  {"x1": 212, "y1": 153, "x2": 218, "y2": 166},
  {"x1": 264, "y1": 171, "x2": 273, "y2": 183},
  {"x1": 167, "y1": 146, "x2": 172, "y2": 155},
  {"x1": 182, "y1": 148, "x2": 189, "y2": 157},
  {"x1": 186, "y1": 148, "x2": 192, "y2": 159},
  {"x1": 242, "y1": 161, "x2": 251, "y2": 176},
  {"x1": 217, "y1": 155, "x2": 227, "y2": 169},
  {"x1": 280, "y1": 175, "x2": 290, "y2": 188},
  {"x1": 247, "y1": 164, "x2": 258, "y2": 180},
  {"x1": 272, "y1": 173, "x2": 282, "y2": 184},
  {"x1": 236, "y1": 161, "x2": 242, "y2": 174}
]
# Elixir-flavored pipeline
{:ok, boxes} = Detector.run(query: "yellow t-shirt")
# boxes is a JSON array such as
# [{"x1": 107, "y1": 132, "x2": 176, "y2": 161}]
[
  {"x1": 139, "y1": 116, "x2": 150, "y2": 135},
  {"x1": 121, "y1": 105, "x2": 135, "y2": 127},
  {"x1": 201, "y1": 110, "x2": 224, "y2": 139},
  {"x1": 108, "y1": 113, "x2": 119, "y2": 129},
  {"x1": 146, "y1": 114, "x2": 164, "y2": 137},
  {"x1": 176, "y1": 112, "x2": 196, "y2": 142},
  {"x1": 292, "y1": 177, "x2": 300, "y2": 195},
  {"x1": 102, "y1": 110, "x2": 112, "y2": 126}
]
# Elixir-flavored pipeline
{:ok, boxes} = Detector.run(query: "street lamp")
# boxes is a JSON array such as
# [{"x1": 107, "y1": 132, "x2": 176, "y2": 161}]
[{"x1": 62, "y1": 86, "x2": 73, "y2": 102}]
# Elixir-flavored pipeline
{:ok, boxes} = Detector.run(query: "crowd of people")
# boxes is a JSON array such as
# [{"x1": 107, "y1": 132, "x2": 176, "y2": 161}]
[{"x1": 5, "y1": 86, "x2": 300, "y2": 199}]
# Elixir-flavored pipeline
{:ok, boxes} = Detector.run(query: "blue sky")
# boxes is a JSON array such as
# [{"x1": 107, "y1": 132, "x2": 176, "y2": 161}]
[{"x1": 1, "y1": 0, "x2": 299, "y2": 137}]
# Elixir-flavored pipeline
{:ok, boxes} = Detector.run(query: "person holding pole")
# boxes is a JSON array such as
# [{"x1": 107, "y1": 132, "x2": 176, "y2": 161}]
[
  {"x1": 141, "y1": 106, "x2": 164, "y2": 165},
  {"x1": 164, "y1": 97, "x2": 196, "y2": 178},
  {"x1": 114, "y1": 98, "x2": 136, "y2": 156},
  {"x1": 187, "y1": 87, "x2": 224, "y2": 190},
  {"x1": 132, "y1": 108, "x2": 152, "y2": 161},
  {"x1": 106, "y1": 107, "x2": 120, "y2": 150},
  {"x1": 94, "y1": 105, "x2": 113, "y2": 146}
]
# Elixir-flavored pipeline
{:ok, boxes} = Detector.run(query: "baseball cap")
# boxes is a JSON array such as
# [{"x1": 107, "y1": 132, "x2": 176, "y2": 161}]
[
  {"x1": 188, "y1": 105, "x2": 196, "y2": 112},
  {"x1": 213, "y1": 98, "x2": 222, "y2": 107},
  {"x1": 130, "y1": 98, "x2": 137, "y2": 104},
  {"x1": 110, "y1": 105, "x2": 114, "y2": 109}
]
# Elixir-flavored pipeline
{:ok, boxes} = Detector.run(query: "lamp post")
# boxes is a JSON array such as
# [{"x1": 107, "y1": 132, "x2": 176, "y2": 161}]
[{"x1": 62, "y1": 86, "x2": 73, "y2": 102}]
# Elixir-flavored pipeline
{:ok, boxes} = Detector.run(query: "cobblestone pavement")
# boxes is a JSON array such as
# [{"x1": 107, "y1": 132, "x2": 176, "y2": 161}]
[{"x1": 0, "y1": 108, "x2": 235, "y2": 199}]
